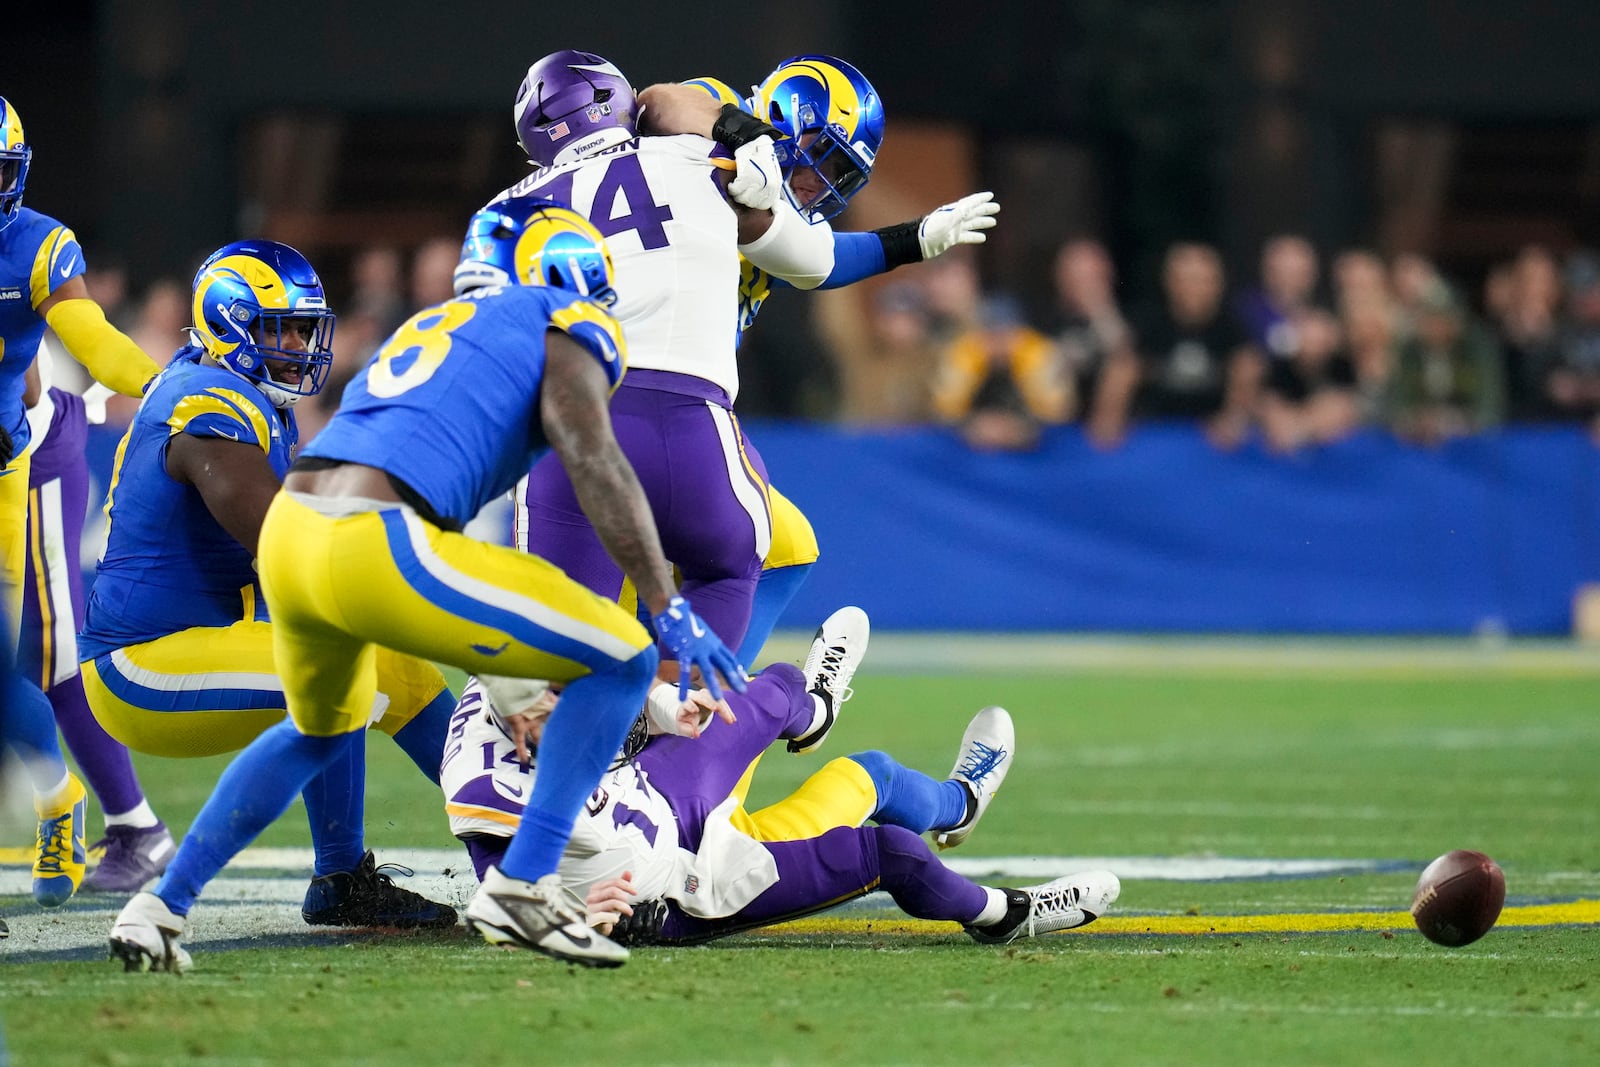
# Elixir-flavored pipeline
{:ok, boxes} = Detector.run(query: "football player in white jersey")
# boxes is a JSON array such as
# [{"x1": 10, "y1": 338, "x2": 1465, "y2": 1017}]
[
  {"x1": 470, "y1": 50, "x2": 839, "y2": 688},
  {"x1": 441, "y1": 606, "x2": 1119, "y2": 945}
]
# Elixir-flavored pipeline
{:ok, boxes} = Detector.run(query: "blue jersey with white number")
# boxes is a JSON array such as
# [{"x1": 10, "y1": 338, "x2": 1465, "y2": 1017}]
[
  {"x1": 79, "y1": 350, "x2": 295, "y2": 658},
  {"x1": 303, "y1": 285, "x2": 625, "y2": 527},
  {"x1": 0, "y1": 207, "x2": 86, "y2": 454}
]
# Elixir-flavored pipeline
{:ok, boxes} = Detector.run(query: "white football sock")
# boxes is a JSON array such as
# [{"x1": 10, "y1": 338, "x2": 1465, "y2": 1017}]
[
  {"x1": 105, "y1": 800, "x2": 161, "y2": 830},
  {"x1": 971, "y1": 886, "x2": 1011, "y2": 927}
]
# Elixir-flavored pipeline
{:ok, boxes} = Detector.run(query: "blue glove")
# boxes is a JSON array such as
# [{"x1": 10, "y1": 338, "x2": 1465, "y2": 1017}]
[{"x1": 651, "y1": 595, "x2": 748, "y2": 702}]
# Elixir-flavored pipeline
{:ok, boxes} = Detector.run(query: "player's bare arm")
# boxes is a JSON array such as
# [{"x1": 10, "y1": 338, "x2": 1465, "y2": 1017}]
[
  {"x1": 635, "y1": 83, "x2": 722, "y2": 137},
  {"x1": 539, "y1": 329, "x2": 676, "y2": 616},
  {"x1": 165, "y1": 433, "x2": 282, "y2": 556}
]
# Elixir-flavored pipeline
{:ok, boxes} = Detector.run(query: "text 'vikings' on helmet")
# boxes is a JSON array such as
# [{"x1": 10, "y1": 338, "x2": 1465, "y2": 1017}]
[
  {"x1": 1, "y1": 97, "x2": 34, "y2": 231},
  {"x1": 513, "y1": 50, "x2": 638, "y2": 168},
  {"x1": 189, "y1": 240, "x2": 336, "y2": 409},
  {"x1": 754, "y1": 56, "x2": 885, "y2": 223},
  {"x1": 454, "y1": 195, "x2": 618, "y2": 307}
]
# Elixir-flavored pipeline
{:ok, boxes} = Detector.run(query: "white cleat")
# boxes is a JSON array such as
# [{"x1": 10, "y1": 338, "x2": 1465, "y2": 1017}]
[
  {"x1": 934, "y1": 706, "x2": 1015, "y2": 850},
  {"x1": 466, "y1": 867, "x2": 629, "y2": 968},
  {"x1": 109, "y1": 891, "x2": 192, "y2": 973},
  {"x1": 966, "y1": 870, "x2": 1121, "y2": 944},
  {"x1": 789, "y1": 606, "x2": 870, "y2": 755}
]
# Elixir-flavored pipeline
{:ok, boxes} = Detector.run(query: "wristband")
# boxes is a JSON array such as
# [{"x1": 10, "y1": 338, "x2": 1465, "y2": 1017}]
[
  {"x1": 873, "y1": 220, "x2": 924, "y2": 270},
  {"x1": 711, "y1": 104, "x2": 782, "y2": 150}
]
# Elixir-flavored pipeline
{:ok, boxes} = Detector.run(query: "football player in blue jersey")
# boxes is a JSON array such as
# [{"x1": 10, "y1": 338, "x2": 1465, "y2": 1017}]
[
  {"x1": 110, "y1": 200, "x2": 745, "y2": 972},
  {"x1": 2, "y1": 94, "x2": 165, "y2": 907},
  {"x1": 635, "y1": 59, "x2": 1000, "y2": 669},
  {"x1": 83, "y1": 239, "x2": 458, "y2": 931}
]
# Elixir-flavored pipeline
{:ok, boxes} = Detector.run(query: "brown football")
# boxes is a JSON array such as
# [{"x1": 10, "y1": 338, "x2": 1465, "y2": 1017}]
[{"x1": 1410, "y1": 849, "x2": 1506, "y2": 946}]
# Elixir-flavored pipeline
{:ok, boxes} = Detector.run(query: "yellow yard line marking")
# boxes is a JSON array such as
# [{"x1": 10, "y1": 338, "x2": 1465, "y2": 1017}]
[{"x1": 762, "y1": 900, "x2": 1600, "y2": 937}]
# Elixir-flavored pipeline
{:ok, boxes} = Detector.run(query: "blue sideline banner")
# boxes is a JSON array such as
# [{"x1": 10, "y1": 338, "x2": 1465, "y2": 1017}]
[
  {"x1": 747, "y1": 422, "x2": 1600, "y2": 635},
  {"x1": 80, "y1": 422, "x2": 1600, "y2": 635}
]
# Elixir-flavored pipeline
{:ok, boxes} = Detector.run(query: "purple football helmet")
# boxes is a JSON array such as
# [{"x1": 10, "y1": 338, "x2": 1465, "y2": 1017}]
[{"x1": 513, "y1": 50, "x2": 638, "y2": 167}]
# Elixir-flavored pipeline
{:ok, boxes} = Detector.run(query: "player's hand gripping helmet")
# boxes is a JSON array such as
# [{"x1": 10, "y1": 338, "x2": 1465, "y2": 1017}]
[
  {"x1": 453, "y1": 195, "x2": 618, "y2": 307},
  {"x1": 514, "y1": 50, "x2": 638, "y2": 168},
  {"x1": 189, "y1": 241, "x2": 336, "y2": 409},
  {"x1": 1, "y1": 97, "x2": 33, "y2": 231},
  {"x1": 753, "y1": 56, "x2": 884, "y2": 223}
]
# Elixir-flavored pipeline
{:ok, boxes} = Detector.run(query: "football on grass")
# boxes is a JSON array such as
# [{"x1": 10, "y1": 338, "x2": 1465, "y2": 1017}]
[{"x1": 1410, "y1": 849, "x2": 1505, "y2": 946}]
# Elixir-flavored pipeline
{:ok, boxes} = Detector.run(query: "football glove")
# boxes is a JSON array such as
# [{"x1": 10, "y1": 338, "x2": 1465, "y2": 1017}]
[
  {"x1": 918, "y1": 191, "x2": 1001, "y2": 260},
  {"x1": 728, "y1": 136, "x2": 783, "y2": 212},
  {"x1": 607, "y1": 897, "x2": 669, "y2": 946},
  {"x1": 651, "y1": 595, "x2": 748, "y2": 702}
]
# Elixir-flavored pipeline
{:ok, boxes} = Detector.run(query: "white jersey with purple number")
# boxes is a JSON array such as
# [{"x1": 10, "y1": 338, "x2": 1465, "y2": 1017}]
[
  {"x1": 491, "y1": 135, "x2": 743, "y2": 399},
  {"x1": 442, "y1": 681, "x2": 683, "y2": 903},
  {"x1": 442, "y1": 679, "x2": 780, "y2": 918}
]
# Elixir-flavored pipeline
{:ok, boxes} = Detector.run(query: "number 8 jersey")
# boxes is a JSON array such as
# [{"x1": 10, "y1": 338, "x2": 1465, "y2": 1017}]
[
  {"x1": 494, "y1": 135, "x2": 745, "y2": 400},
  {"x1": 302, "y1": 284, "x2": 625, "y2": 529}
]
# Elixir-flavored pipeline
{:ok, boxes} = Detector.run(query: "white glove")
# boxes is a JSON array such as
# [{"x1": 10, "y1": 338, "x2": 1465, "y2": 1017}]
[
  {"x1": 918, "y1": 191, "x2": 1000, "y2": 260},
  {"x1": 82, "y1": 383, "x2": 117, "y2": 425},
  {"x1": 645, "y1": 681, "x2": 720, "y2": 738},
  {"x1": 728, "y1": 135, "x2": 784, "y2": 212}
]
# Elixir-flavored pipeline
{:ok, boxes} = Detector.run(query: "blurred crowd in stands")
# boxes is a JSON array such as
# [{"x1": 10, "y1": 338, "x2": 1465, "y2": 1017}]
[
  {"x1": 817, "y1": 236, "x2": 1600, "y2": 453},
  {"x1": 59, "y1": 234, "x2": 1600, "y2": 455}
]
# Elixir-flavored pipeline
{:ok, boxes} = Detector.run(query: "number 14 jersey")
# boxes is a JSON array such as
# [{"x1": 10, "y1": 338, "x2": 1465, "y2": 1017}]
[{"x1": 493, "y1": 135, "x2": 745, "y2": 400}]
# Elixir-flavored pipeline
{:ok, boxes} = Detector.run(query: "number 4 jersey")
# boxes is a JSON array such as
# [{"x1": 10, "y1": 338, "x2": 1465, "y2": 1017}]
[{"x1": 493, "y1": 135, "x2": 747, "y2": 401}]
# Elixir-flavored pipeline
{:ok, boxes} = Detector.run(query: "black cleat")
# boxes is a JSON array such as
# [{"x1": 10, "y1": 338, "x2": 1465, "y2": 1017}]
[{"x1": 302, "y1": 851, "x2": 458, "y2": 929}]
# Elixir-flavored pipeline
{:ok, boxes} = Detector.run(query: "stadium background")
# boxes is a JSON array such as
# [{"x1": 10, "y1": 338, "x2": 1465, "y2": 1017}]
[{"x1": 13, "y1": 0, "x2": 1600, "y2": 634}]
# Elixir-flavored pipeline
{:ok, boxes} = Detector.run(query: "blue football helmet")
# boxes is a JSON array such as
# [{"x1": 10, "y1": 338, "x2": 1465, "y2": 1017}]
[
  {"x1": 1, "y1": 97, "x2": 33, "y2": 231},
  {"x1": 189, "y1": 240, "x2": 336, "y2": 408},
  {"x1": 753, "y1": 56, "x2": 885, "y2": 222},
  {"x1": 453, "y1": 195, "x2": 618, "y2": 307},
  {"x1": 513, "y1": 50, "x2": 638, "y2": 168}
]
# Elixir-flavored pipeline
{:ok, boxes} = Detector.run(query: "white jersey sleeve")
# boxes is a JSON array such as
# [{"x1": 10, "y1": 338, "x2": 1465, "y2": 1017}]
[
  {"x1": 497, "y1": 135, "x2": 745, "y2": 400},
  {"x1": 440, "y1": 678, "x2": 777, "y2": 919},
  {"x1": 737, "y1": 198, "x2": 836, "y2": 290},
  {"x1": 558, "y1": 762, "x2": 684, "y2": 905}
]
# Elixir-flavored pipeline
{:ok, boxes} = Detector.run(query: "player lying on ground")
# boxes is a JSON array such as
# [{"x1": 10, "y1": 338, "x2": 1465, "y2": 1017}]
[
  {"x1": 110, "y1": 200, "x2": 744, "y2": 974},
  {"x1": 80, "y1": 240, "x2": 458, "y2": 927},
  {"x1": 443, "y1": 607, "x2": 1120, "y2": 945}
]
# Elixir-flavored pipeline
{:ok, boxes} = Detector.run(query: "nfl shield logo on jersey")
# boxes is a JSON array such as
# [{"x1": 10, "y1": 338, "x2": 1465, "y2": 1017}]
[{"x1": 683, "y1": 875, "x2": 700, "y2": 897}]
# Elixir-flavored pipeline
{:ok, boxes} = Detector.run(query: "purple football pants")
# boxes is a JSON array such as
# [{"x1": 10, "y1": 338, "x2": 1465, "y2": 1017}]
[
  {"x1": 518, "y1": 370, "x2": 771, "y2": 656},
  {"x1": 20, "y1": 388, "x2": 148, "y2": 817},
  {"x1": 637, "y1": 664, "x2": 989, "y2": 942}
]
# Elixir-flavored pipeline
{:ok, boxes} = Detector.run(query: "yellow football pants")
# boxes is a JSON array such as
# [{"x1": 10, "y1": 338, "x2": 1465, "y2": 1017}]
[
  {"x1": 258, "y1": 492, "x2": 653, "y2": 737},
  {"x1": 80, "y1": 619, "x2": 449, "y2": 758}
]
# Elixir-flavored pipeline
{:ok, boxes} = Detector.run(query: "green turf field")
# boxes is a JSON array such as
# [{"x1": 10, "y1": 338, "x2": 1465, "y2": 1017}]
[{"x1": 4, "y1": 642, "x2": 1598, "y2": 1066}]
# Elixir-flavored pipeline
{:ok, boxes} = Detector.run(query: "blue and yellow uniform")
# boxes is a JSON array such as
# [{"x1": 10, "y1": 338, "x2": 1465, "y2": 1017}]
[
  {"x1": 688, "y1": 74, "x2": 899, "y2": 579},
  {"x1": 78, "y1": 348, "x2": 448, "y2": 756},
  {"x1": 0, "y1": 208, "x2": 85, "y2": 624},
  {"x1": 260, "y1": 283, "x2": 650, "y2": 738}
]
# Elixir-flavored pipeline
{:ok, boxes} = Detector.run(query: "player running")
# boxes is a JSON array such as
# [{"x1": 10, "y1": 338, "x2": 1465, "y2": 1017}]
[{"x1": 110, "y1": 200, "x2": 744, "y2": 973}]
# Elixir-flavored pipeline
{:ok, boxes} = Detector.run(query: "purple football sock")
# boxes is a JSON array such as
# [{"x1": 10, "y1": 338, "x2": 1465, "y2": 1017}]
[{"x1": 50, "y1": 673, "x2": 147, "y2": 817}]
